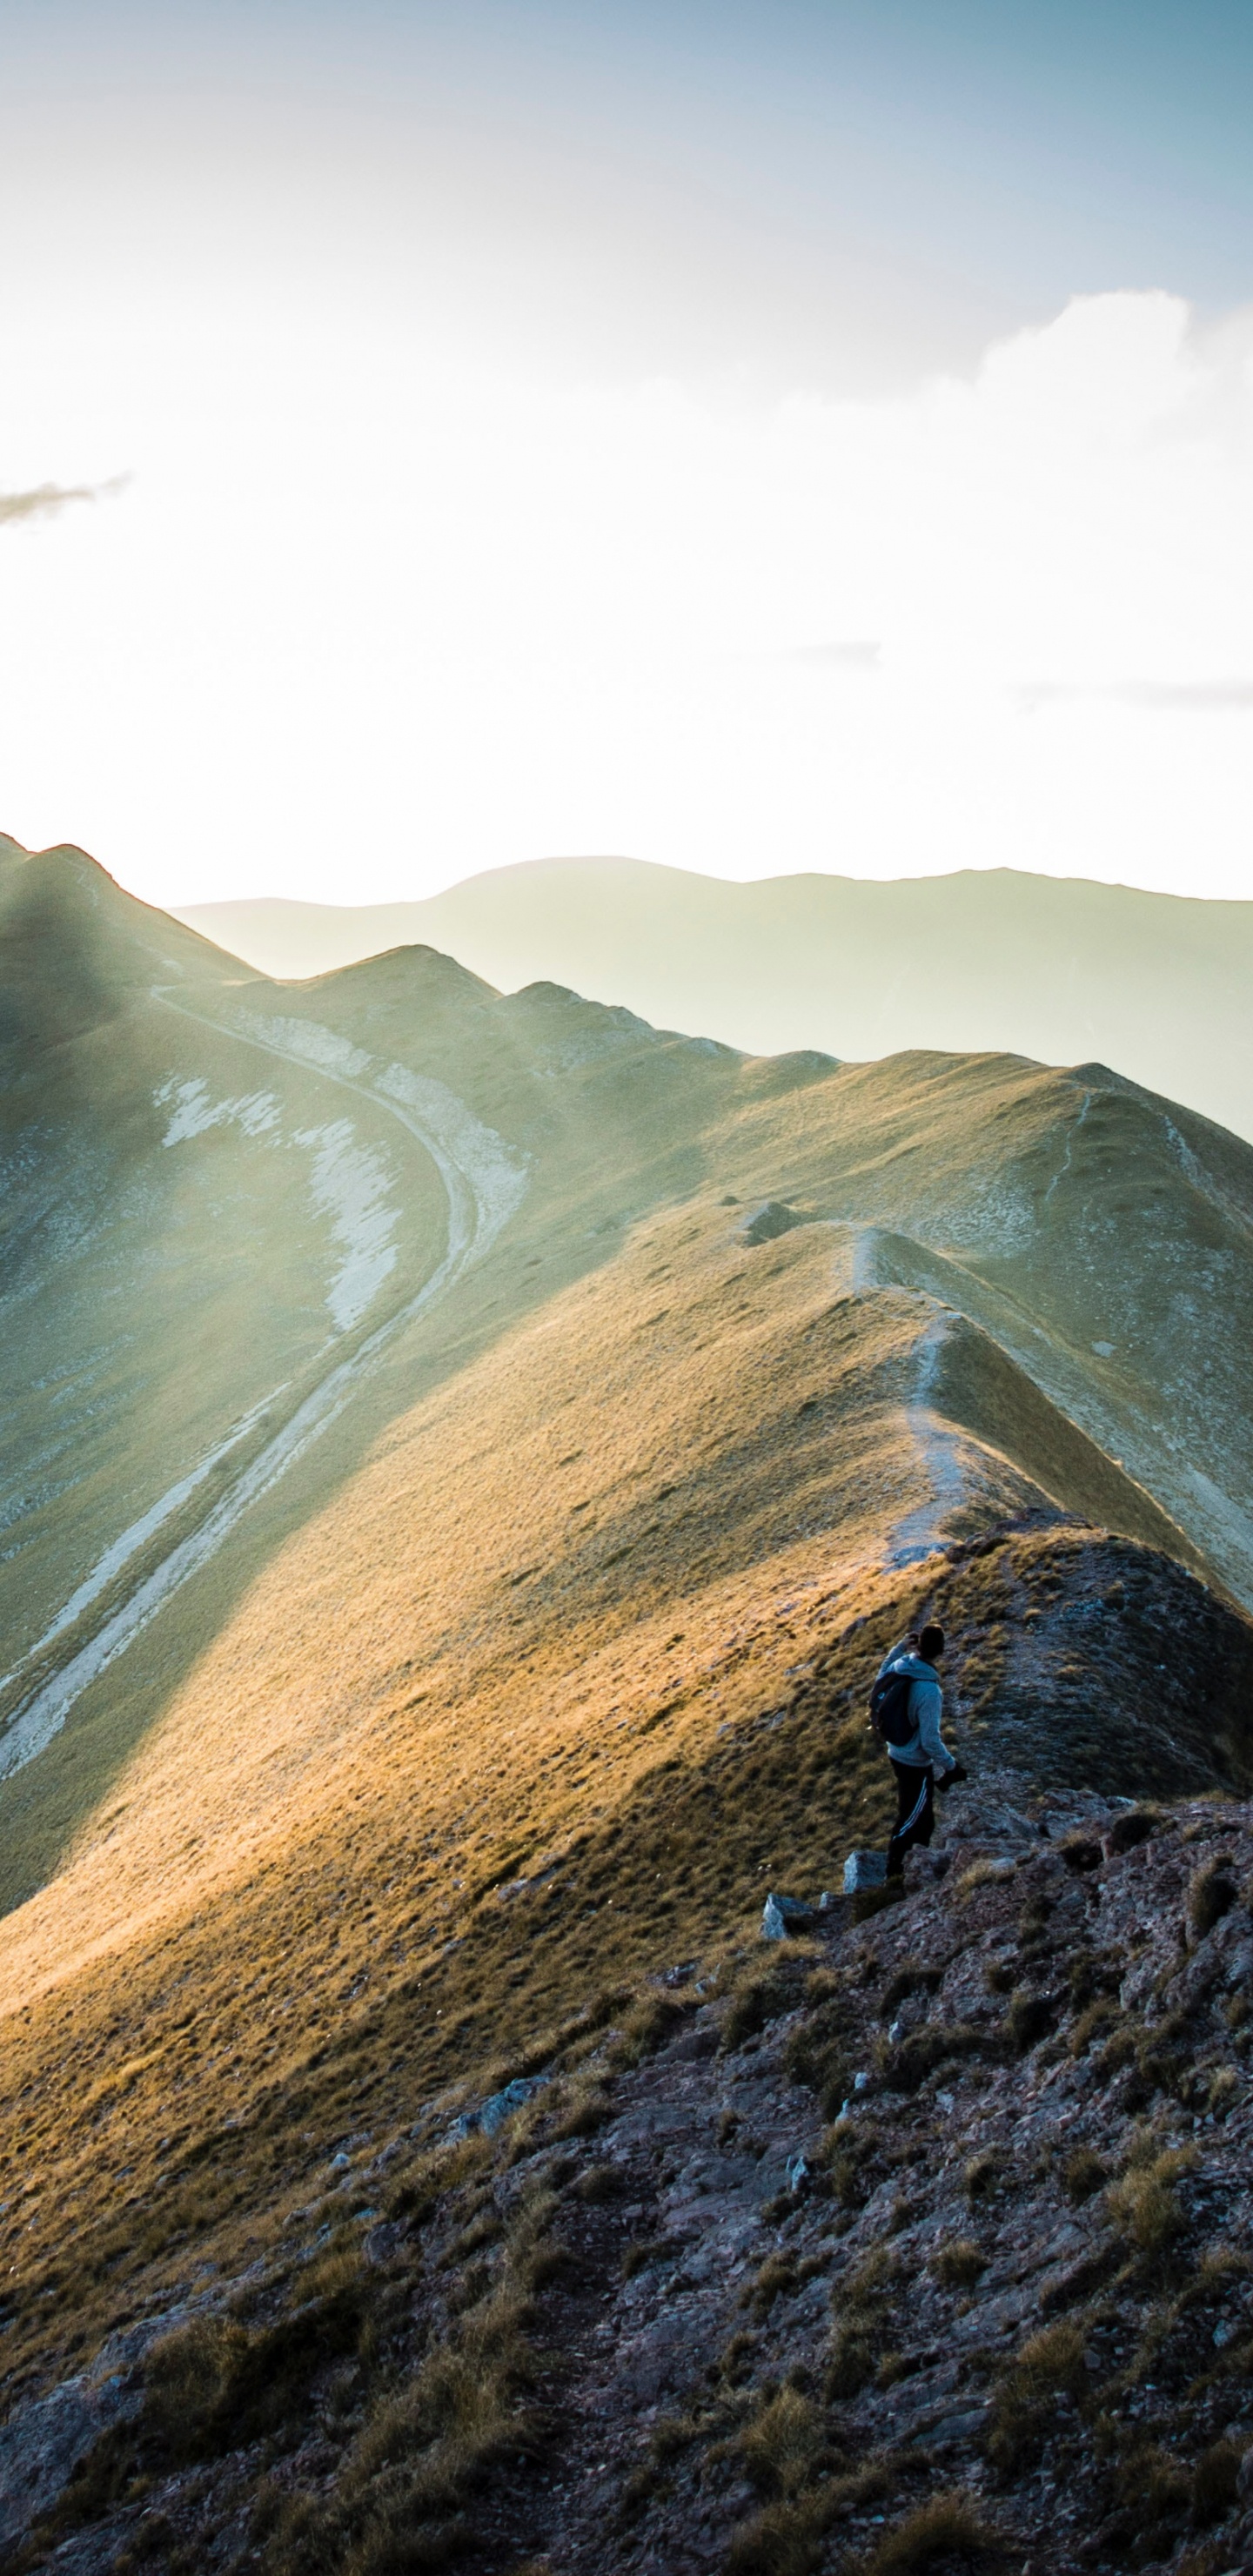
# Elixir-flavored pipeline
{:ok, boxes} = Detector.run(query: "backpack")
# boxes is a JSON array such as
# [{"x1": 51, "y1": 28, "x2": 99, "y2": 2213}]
[{"x1": 868, "y1": 1665, "x2": 916, "y2": 1748}]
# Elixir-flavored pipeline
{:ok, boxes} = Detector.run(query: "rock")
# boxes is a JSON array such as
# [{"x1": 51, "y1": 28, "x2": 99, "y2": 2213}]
[
  {"x1": 362, "y1": 2221, "x2": 404, "y2": 2270},
  {"x1": 761, "y1": 1892, "x2": 815, "y2": 1939},
  {"x1": 843, "y1": 1850, "x2": 887, "y2": 1895},
  {"x1": 1237, "y1": 2444, "x2": 1253, "y2": 2504},
  {"x1": 0, "y1": 2303, "x2": 197, "y2": 2551},
  {"x1": 740, "y1": 1201, "x2": 812, "y2": 1246},
  {"x1": 448, "y1": 2075, "x2": 549, "y2": 2141},
  {"x1": 328, "y1": 2150, "x2": 352, "y2": 2171}
]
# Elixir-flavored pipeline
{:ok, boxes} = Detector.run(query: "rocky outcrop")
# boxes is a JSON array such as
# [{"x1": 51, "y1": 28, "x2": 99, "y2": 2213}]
[{"x1": 13, "y1": 1767, "x2": 1253, "y2": 2573}]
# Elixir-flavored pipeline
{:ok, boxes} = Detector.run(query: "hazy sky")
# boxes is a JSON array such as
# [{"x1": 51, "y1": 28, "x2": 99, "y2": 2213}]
[{"x1": 3, "y1": 0, "x2": 1253, "y2": 905}]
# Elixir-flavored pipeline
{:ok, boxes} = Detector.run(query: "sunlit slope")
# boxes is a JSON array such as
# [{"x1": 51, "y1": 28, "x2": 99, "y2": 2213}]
[
  {"x1": 695, "y1": 1049, "x2": 1253, "y2": 1603},
  {"x1": 1, "y1": 1191, "x2": 1252, "y2": 2412},
  {"x1": 179, "y1": 855, "x2": 1253, "y2": 1144},
  {"x1": 0, "y1": 1184, "x2": 1225, "y2": 2007},
  {"x1": 4, "y1": 838, "x2": 1253, "y2": 1941},
  {"x1": 0, "y1": 841, "x2": 747, "y2": 1700},
  {"x1": 0, "y1": 842, "x2": 778, "y2": 1895},
  {"x1": 0, "y1": 846, "x2": 452, "y2": 1694}
]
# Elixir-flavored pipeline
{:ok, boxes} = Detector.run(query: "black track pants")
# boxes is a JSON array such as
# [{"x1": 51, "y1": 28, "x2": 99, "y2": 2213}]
[{"x1": 887, "y1": 1759, "x2": 935, "y2": 1876}]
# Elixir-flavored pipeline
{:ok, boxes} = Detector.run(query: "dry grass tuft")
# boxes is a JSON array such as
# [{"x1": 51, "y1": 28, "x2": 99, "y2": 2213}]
[
  {"x1": 956, "y1": 1859, "x2": 1015, "y2": 1898},
  {"x1": 746, "y1": 2252, "x2": 801, "y2": 2321},
  {"x1": 1107, "y1": 2146, "x2": 1195, "y2": 2254},
  {"x1": 826, "y1": 2247, "x2": 900, "y2": 2398},
  {"x1": 985, "y1": 2320, "x2": 1086, "y2": 2472},
  {"x1": 1189, "y1": 1859, "x2": 1239, "y2": 1941},
  {"x1": 1062, "y1": 2146, "x2": 1108, "y2": 2204},
  {"x1": 727, "y1": 2492, "x2": 830, "y2": 2576},
  {"x1": 738, "y1": 2386, "x2": 828, "y2": 2498},
  {"x1": 1107, "y1": 1807, "x2": 1161, "y2": 1855},
  {"x1": 856, "y1": 2490, "x2": 1003, "y2": 2576},
  {"x1": 962, "y1": 2150, "x2": 1004, "y2": 2202},
  {"x1": 1002, "y1": 1988, "x2": 1055, "y2": 2055},
  {"x1": 930, "y1": 2238, "x2": 986, "y2": 2289}
]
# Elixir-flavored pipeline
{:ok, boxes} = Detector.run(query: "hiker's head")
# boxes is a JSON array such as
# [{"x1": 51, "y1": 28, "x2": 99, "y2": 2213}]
[{"x1": 919, "y1": 1623, "x2": 944, "y2": 1664}]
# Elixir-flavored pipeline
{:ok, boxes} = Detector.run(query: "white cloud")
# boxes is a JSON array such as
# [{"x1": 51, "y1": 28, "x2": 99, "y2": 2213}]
[{"x1": 2, "y1": 274, "x2": 1252, "y2": 903}]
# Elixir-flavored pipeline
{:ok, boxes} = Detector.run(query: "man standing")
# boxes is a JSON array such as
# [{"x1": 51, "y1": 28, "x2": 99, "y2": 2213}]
[{"x1": 875, "y1": 1622, "x2": 964, "y2": 1877}]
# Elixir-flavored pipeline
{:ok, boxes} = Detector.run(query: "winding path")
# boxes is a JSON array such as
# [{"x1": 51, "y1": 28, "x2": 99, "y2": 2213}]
[{"x1": 0, "y1": 1002, "x2": 527, "y2": 1782}]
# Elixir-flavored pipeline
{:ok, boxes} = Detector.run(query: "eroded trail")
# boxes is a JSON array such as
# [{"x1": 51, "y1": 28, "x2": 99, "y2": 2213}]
[{"x1": 0, "y1": 1000, "x2": 527, "y2": 1781}]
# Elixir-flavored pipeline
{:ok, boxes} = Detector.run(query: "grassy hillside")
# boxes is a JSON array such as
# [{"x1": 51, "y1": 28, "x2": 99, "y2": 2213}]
[
  {"x1": 2, "y1": 835, "x2": 1253, "y2": 2569},
  {"x1": 178, "y1": 855, "x2": 1253, "y2": 1145}
]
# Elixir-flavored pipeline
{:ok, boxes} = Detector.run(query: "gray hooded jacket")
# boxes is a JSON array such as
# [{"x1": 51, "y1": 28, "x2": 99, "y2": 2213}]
[{"x1": 875, "y1": 1640, "x2": 955, "y2": 1775}]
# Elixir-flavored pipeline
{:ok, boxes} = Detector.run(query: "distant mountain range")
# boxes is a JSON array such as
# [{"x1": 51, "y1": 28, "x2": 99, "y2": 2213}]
[{"x1": 178, "y1": 856, "x2": 1253, "y2": 1145}]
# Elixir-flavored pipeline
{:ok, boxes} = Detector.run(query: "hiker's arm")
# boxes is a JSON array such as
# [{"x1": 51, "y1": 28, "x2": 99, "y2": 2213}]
[{"x1": 915, "y1": 1680, "x2": 955, "y2": 1774}]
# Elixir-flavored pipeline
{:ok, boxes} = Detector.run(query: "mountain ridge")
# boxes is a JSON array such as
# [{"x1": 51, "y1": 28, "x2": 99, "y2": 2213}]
[
  {"x1": 3, "y1": 835, "x2": 1253, "y2": 2571},
  {"x1": 174, "y1": 853, "x2": 1253, "y2": 1144}
]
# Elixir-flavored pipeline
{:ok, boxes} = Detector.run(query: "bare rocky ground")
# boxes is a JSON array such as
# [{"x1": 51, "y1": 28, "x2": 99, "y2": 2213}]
[{"x1": 8, "y1": 1767, "x2": 1253, "y2": 2575}]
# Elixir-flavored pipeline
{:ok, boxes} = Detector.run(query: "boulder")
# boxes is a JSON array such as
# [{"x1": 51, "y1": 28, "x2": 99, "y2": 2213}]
[
  {"x1": 842, "y1": 1850, "x2": 887, "y2": 1895},
  {"x1": 448, "y1": 2075, "x2": 549, "y2": 2141},
  {"x1": 761, "y1": 1893, "x2": 816, "y2": 1940}
]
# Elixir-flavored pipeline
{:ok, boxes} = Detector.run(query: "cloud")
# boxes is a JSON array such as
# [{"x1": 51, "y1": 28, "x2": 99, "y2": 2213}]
[
  {"x1": 0, "y1": 473, "x2": 129, "y2": 527},
  {"x1": 1018, "y1": 680, "x2": 1253, "y2": 714},
  {"x1": 785, "y1": 641, "x2": 881, "y2": 669}
]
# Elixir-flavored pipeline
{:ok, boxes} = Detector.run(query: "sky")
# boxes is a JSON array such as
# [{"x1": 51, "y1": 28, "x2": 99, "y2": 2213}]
[{"x1": 3, "y1": 0, "x2": 1253, "y2": 908}]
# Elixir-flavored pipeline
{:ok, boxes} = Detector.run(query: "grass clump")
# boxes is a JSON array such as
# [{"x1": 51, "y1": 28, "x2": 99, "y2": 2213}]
[
  {"x1": 1068, "y1": 1997, "x2": 1119, "y2": 2056},
  {"x1": 985, "y1": 2319, "x2": 1086, "y2": 2472},
  {"x1": 881, "y1": 1962, "x2": 942, "y2": 2015},
  {"x1": 607, "y1": 1989, "x2": 694, "y2": 2070},
  {"x1": 727, "y1": 2494, "x2": 830, "y2": 2576},
  {"x1": 1191, "y1": 2438, "x2": 1242, "y2": 2522},
  {"x1": 1002, "y1": 1988, "x2": 1055, "y2": 2056},
  {"x1": 147, "y1": 2257, "x2": 366, "y2": 2462},
  {"x1": 956, "y1": 1860, "x2": 1015, "y2": 1899},
  {"x1": 721, "y1": 1962, "x2": 801, "y2": 2053},
  {"x1": 784, "y1": 1994, "x2": 851, "y2": 2118},
  {"x1": 1062, "y1": 2146, "x2": 1107, "y2": 2204},
  {"x1": 1189, "y1": 1860, "x2": 1239, "y2": 1942},
  {"x1": 746, "y1": 2251, "x2": 800, "y2": 2319},
  {"x1": 930, "y1": 2238, "x2": 986, "y2": 2290},
  {"x1": 621, "y1": 2234, "x2": 681, "y2": 2282},
  {"x1": 1208, "y1": 2066, "x2": 1239, "y2": 2117},
  {"x1": 1107, "y1": 2145, "x2": 1195, "y2": 2255},
  {"x1": 826, "y1": 2246, "x2": 899, "y2": 2398},
  {"x1": 963, "y1": 2150, "x2": 1004, "y2": 2203},
  {"x1": 739, "y1": 2386, "x2": 829, "y2": 2498},
  {"x1": 877, "y1": 2023, "x2": 983, "y2": 2096},
  {"x1": 1060, "y1": 1835, "x2": 1102, "y2": 1874},
  {"x1": 1107, "y1": 1807, "x2": 1161, "y2": 1855},
  {"x1": 572, "y1": 2161, "x2": 625, "y2": 2204},
  {"x1": 857, "y1": 2490, "x2": 1002, "y2": 2576}
]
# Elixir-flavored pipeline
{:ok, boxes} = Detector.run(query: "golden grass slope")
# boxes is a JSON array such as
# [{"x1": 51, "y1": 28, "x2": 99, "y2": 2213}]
[
  {"x1": 1, "y1": 1186, "x2": 1251, "y2": 2419},
  {"x1": 3, "y1": 838, "x2": 1253, "y2": 2433}
]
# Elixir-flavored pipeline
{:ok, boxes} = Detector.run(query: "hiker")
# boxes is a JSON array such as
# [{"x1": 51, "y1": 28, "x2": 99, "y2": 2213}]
[{"x1": 871, "y1": 1623, "x2": 967, "y2": 1877}]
